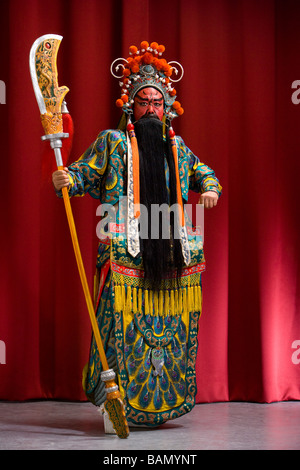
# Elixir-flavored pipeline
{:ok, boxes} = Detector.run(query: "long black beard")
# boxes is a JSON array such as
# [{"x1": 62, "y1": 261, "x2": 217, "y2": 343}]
[{"x1": 134, "y1": 115, "x2": 184, "y2": 289}]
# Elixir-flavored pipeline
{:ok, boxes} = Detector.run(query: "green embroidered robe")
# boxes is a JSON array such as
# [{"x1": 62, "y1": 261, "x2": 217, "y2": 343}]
[{"x1": 58, "y1": 129, "x2": 222, "y2": 426}]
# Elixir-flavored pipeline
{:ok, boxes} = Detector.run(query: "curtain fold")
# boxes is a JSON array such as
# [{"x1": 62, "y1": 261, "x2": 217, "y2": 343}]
[{"x1": 0, "y1": 0, "x2": 299, "y2": 403}]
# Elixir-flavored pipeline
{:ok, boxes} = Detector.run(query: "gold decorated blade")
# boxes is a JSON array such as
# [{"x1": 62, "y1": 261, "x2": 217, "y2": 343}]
[{"x1": 29, "y1": 34, "x2": 69, "y2": 135}]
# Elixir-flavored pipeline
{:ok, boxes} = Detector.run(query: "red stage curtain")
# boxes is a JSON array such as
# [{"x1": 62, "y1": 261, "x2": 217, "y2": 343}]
[{"x1": 0, "y1": 0, "x2": 300, "y2": 403}]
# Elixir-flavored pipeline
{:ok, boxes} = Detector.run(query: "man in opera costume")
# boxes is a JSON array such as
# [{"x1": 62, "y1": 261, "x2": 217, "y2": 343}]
[{"x1": 52, "y1": 41, "x2": 222, "y2": 431}]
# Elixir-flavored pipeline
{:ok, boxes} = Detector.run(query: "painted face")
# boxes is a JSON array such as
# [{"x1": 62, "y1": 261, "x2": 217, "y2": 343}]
[{"x1": 133, "y1": 87, "x2": 164, "y2": 121}]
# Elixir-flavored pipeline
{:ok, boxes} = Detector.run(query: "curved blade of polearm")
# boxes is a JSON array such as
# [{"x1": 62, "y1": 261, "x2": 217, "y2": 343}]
[{"x1": 29, "y1": 34, "x2": 69, "y2": 134}]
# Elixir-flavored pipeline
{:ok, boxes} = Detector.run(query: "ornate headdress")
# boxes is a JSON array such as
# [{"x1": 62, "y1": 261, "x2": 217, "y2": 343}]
[
  {"x1": 111, "y1": 41, "x2": 184, "y2": 121},
  {"x1": 110, "y1": 42, "x2": 190, "y2": 266}
]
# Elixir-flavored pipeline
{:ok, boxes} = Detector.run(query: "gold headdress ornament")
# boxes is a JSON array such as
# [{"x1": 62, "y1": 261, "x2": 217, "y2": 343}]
[{"x1": 111, "y1": 42, "x2": 189, "y2": 265}]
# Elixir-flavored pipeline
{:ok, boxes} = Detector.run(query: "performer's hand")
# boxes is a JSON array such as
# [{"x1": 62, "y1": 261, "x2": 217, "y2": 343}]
[
  {"x1": 198, "y1": 191, "x2": 219, "y2": 209},
  {"x1": 52, "y1": 168, "x2": 70, "y2": 191}
]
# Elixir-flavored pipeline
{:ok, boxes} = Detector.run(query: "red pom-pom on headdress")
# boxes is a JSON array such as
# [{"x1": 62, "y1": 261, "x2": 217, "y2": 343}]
[
  {"x1": 129, "y1": 45, "x2": 138, "y2": 55},
  {"x1": 140, "y1": 41, "x2": 149, "y2": 51}
]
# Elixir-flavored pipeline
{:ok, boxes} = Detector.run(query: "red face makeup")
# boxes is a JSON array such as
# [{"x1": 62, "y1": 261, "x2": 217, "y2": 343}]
[{"x1": 133, "y1": 87, "x2": 164, "y2": 121}]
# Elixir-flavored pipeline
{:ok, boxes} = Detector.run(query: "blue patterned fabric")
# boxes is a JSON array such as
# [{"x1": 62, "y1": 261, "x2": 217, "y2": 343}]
[{"x1": 58, "y1": 129, "x2": 222, "y2": 426}]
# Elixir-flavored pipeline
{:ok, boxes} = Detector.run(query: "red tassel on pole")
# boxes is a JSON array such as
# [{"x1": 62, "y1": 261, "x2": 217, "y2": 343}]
[
  {"x1": 41, "y1": 112, "x2": 74, "y2": 182},
  {"x1": 62, "y1": 112, "x2": 74, "y2": 166}
]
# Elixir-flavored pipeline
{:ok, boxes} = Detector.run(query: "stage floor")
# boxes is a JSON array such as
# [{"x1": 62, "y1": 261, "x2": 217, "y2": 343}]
[{"x1": 0, "y1": 400, "x2": 299, "y2": 450}]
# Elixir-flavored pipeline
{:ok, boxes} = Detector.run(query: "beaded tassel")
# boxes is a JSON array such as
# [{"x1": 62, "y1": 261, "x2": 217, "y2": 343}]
[
  {"x1": 127, "y1": 121, "x2": 140, "y2": 218},
  {"x1": 169, "y1": 127, "x2": 184, "y2": 227}
]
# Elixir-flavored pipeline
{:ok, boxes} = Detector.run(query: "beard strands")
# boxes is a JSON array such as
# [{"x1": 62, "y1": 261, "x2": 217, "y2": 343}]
[{"x1": 135, "y1": 116, "x2": 179, "y2": 287}]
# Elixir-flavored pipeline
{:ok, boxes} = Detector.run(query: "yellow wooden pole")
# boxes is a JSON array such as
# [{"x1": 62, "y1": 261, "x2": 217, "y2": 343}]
[
  {"x1": 58, "y1": 167, "x2": 129, "y2": 439},
  {"x1": 59, "y1": 177, "x2": 109, "y2": 370}
]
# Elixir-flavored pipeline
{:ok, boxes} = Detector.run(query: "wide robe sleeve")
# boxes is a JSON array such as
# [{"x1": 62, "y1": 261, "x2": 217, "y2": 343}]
[
  {"x1": 177, "y1": 136, "x2": 222, "y2": 198},
  {"x1": 56, "y1": 129, "x2": 127, "y2": 200}
]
